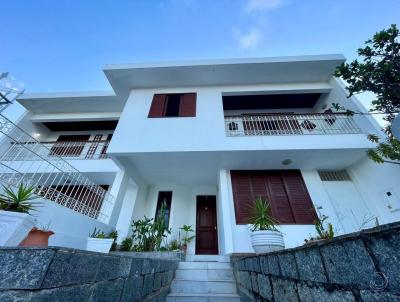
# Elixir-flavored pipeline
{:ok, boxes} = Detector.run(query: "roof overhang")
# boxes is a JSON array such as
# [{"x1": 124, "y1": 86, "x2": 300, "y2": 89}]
[
  {"x1": 17, "y1": 54, "x2": 345, "y2": 115},
  {"x1": 18, "y1": 91, "x2": 123, "y2": 114},
  {"x1": 104, "y1": 54, "x2": 345, "y2": 96}
]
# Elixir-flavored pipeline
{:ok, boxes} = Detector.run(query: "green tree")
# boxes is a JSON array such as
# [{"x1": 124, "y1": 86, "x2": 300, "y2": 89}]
[{"x1": 334, "y1": 24, "x2": 400, "y2": 164}]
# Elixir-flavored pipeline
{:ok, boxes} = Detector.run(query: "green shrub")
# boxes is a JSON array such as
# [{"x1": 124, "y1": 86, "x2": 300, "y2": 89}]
[{"x1": 120, "y1": 237, "x2": 133, "y2": 251}]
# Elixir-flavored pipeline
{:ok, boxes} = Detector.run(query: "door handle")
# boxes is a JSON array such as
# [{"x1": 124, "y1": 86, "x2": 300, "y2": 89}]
[{"x1": 214, "y1": 226, "x2": 217, "y2": 230}]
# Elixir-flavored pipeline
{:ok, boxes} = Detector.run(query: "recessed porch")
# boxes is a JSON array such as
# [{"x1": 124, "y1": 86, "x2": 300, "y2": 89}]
[{"x1": 112, "y1": 147, "x2": 382, "y2": 255}]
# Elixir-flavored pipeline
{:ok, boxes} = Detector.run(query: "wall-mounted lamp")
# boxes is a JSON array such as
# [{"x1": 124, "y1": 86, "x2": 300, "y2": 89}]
[{"x1": 282, "y1": 159, "x2": 293, "y2": 166}]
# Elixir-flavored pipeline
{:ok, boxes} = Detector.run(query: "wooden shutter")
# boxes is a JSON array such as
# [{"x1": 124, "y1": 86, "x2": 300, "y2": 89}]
[
  {"x1": 148, "y1": 94, "x2": 167, "y2": 117},
  {"x1": 51, "y1": 135, "x2": 90, "y2": 156},
  {"x1": 282, "y1": 171, "x2": 317, "y2": 224},
  {"x1": 231, "y1": 171, "x2": 254, "y2": 224},
  {"x1": 179, "y1": 93, "x2": 196, "y2": 117},
  {"x1": 231, "y1": 170, "x2": 316, "y2": 225},
  {"x1": 266, "y1": 173, "x2": 295, "y2": 223}
]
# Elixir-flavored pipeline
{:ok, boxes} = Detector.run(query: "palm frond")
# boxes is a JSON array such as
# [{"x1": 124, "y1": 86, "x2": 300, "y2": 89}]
[
  {"x1": 0, "y1": 183, "x2": 41, "y2": 213},
  {"x1": 247, "y1": 197, "x2": 279, "y2": 231}
]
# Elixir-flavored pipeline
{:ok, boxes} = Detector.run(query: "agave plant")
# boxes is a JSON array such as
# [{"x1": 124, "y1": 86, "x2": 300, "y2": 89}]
[
  {"x1": 248, "y1": 197, "x2": 279, "y2": 232},
  {"x1": 0, "y1": 183, "x2": 40, "y2": 213}
]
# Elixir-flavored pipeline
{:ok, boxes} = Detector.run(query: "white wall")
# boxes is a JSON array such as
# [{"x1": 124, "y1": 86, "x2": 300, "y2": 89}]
[
  {"x1": 349, "y1": 157, "x2": 400, "y2": 225},
  {"x1": 114, "y1": 180, "x2": 139, "y2": 242},
  {"x1": 109, "y1": 82, "x2": 374, "y2": 156},
  {"x1": 31, "y1": 198, "x2": 113, "y2": 249}
]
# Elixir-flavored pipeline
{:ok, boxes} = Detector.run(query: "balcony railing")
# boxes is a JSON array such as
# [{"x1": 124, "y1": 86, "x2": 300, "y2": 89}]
[
  {"x1": 2, "y1": 140, "x2": 110, "y2": 161},
  {"x1": 0, "y1": 115, "x2": 114, "y2": 222},
  {"x1": 224, "y1": 113, "x2": 362, "y2": 136}
]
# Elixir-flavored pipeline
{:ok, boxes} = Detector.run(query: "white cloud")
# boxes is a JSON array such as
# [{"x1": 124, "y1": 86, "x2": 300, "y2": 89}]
[
  {"x1": 244, "y1": 0, "x2": 284, "y2": 14},
  {"x1": 233, "y1": 27, "x2": 264, "y2": 49}
]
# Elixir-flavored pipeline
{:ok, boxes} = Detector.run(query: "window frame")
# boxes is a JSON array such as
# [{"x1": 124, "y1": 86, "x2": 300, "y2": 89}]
[{"x1": 148, "y1": 93, "x2": 196, "y2": 118}]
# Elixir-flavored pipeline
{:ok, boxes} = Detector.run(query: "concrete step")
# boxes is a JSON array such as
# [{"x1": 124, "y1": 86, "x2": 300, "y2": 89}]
[
  {"x1": 185, "y1": 255, "x2": 230, "y2": 262},
  {"x1": 166, "y1": 293, "x2": 241, "y2": 302},
  {"x1": 175, "y1": 268, "x2": 234, "y2": 281},
  {"x1": 170, "y1": 279, "x2": 237, "y2": 294},
  {"x1": 178, "y1": 261, "x2": 231, "y2": 270}
]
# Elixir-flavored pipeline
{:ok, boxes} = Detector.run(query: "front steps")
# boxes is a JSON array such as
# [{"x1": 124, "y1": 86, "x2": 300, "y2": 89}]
[{"x1": 167, "y1": 255, "x2": 240, "y2": 302}]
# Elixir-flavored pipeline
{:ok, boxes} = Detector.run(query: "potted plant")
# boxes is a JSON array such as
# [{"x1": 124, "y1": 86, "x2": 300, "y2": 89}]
[
  {"x1": 304, "y1": 215, "x2": 334, "y2": 245},
  {"x1": 0, "y1": 183, "x2": 41, "y2": 246},
  {"x1": 179, "y1": 224, "x2": 195, "y2": 254},
  {"x1": 248, "y1": 197, "x2": 285, "y2": 254},
  {"x1": 86, "y1": 228, "x2": 117, "y2": 253},
  {"x1": 19, "y1": 223, "x2": 54, "y2": 247}
]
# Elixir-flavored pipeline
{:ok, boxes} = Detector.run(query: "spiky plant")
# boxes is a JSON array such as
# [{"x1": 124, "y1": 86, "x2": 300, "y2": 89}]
[
  {"x1": 0, "y1": 183, "x2": 40, "y2": 213},
  {"x1": 248, "y1": 197, "x2": 279, "y2": 232}
]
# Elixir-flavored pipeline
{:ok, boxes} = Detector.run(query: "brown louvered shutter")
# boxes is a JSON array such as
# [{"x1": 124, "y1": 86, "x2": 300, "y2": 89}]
[
  {"x1": 282, "y1": 170, "x2": 317, "y2": 224},
  {"x1": 231, "y1": 170, "x2": 316, "y2": 225},
  {"x1": 231, "y1": 171, "x2": 254, "y2": 224},
  {"x1": 179, "y1": 93, "x2": 196, "y2": 117},
  {"x1": 266, "y1": 173, "x2": 295, "y2": 223},
  {"x1": 148, "y1": 94, "x2": 167, "y2": 117}
]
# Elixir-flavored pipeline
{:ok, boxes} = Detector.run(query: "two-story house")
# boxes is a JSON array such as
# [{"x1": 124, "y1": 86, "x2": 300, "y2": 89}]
[{"x1": 5, "y1": 54, "x2": 400, "y2": 254}]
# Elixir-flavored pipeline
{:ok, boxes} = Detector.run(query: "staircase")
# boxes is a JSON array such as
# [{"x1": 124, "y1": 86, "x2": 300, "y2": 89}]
[{"x1": 167, "y1": 255, "x2": 240, "y2": 302}]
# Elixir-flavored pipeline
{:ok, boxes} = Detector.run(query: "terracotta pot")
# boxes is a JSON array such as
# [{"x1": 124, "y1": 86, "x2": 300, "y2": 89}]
[{"x1": 19, "y1": 227, "x2": 54, "y2": 247}]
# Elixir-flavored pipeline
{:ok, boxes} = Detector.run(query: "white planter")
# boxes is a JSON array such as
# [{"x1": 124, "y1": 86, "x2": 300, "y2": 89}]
[
  {"x1": 86, "y1": 238, "x2": 114, "y2": 253},
  {"x1": 250, "y1": 230, "x2": 285, "y2": 254},
  {"x1": 0, "y1": 210, "x2": 35, "y2": 246}
]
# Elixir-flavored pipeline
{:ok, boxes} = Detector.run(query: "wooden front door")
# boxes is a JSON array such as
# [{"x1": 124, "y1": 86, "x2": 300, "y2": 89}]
[{"x1": 196, "y1": 196, "x2": 218, "y2": 255}]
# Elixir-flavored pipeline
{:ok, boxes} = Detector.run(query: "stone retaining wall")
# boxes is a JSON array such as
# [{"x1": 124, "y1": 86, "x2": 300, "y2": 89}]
[
  {"x1": 0, "y1": 247, "x2": 178, "y2": 302},
  {"x1": 112, "y1": 251, "x2": 185, "y2": 261},
  {"x1": 232, "y1": 222, "x2": 400, "y2": 302}
]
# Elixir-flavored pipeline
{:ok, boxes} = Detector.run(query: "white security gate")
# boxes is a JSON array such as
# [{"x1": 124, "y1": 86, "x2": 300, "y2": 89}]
[{"x1": 318, "y1": 171, "x2": 374, "y2": 234}]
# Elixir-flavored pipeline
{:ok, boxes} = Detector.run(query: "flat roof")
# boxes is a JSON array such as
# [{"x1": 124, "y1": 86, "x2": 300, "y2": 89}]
[
  {"x1": 18, "y1": 54, "x2": 345, "y2": 113},
  {"x1": 104, "y1": 54, "x2": 345, "y2": 96},
  {"x1": 18, "y1": 91, "x2": 123, "y2": 114}
]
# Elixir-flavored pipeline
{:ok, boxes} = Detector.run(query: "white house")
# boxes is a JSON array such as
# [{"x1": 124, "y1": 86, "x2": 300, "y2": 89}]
[{"x1": 3, "y1": 54, "x2": 400, "y2": 254}]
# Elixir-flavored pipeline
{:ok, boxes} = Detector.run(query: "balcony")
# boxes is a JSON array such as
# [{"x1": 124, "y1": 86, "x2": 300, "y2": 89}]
[
  {"x1": 3, "y1": 139, "x2": 111, "y2": 161},
  {"x1": 224, "y1": 113, "x2": 362, "y2": 137},
  {"x1": 0, "y1": 115, "x2": 114, "y2": 221}
]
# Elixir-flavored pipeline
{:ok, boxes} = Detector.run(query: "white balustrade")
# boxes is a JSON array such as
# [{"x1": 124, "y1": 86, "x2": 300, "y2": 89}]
[{"x1": 224, "y1": 113, "x2": 362, "y2": 136}]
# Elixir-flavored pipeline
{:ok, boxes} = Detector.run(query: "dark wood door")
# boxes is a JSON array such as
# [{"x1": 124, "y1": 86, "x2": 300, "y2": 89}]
[{"x1": 196, "y1": 196, "x2": 218, "y2": 255}]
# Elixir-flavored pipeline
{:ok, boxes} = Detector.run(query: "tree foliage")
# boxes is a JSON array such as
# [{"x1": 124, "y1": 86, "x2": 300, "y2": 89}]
[{"x1": 334, "y1": 24, "x2": 400, "y2": 163}]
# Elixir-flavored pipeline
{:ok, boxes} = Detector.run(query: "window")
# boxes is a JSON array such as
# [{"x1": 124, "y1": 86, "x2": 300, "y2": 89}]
[
  {"x1": 155, "y1": 191, "x2": 172, "y2": 227},
  {"x1": 165, "y1": 94, "x2": 182, "y2": 117},
  {"x1": 148, "y1": 93, "x2": 196, "y2": 118},
  {"x1": 230, "y1": 170, "x2": 317, "y2": 224}
]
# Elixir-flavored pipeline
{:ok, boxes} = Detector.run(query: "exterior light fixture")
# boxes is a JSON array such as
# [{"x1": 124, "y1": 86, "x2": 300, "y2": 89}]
[{"x1": 282, "y1": 159, "x2": 292, "y2": 165}]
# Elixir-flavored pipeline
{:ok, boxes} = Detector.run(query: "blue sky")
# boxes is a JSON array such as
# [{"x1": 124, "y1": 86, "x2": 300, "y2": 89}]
[{"x1": 1, "y1": 0, "x2": 399, "y2": 95}]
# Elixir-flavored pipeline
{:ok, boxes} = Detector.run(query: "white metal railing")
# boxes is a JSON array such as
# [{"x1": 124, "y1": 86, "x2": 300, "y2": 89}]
[
  {"x1": 2, "y1": 140, "x2": 110, "y2": 161},
  {"x1": 224, "y1": 113, "x2": 362, "y2": 136},
  {"x1": 0, "y1": 115, "x2": 114, "y2": 221}
]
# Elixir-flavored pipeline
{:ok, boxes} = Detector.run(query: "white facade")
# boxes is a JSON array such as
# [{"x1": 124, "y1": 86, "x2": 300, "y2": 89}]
[{"x1": 6, "y1": 55, "x2": 399, "y2": 254}]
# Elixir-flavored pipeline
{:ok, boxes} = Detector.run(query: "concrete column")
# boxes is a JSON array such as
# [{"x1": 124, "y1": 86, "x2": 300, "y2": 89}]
[
  {"x1": 98, "y1": 169, "x2": 129, "y2": 225},
  {"x1": 217, "y1": 169, "x2": 234, "y2": 254},
  {"x1": 114, "y1": 180, "x2": 139, "y2": 242}
]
